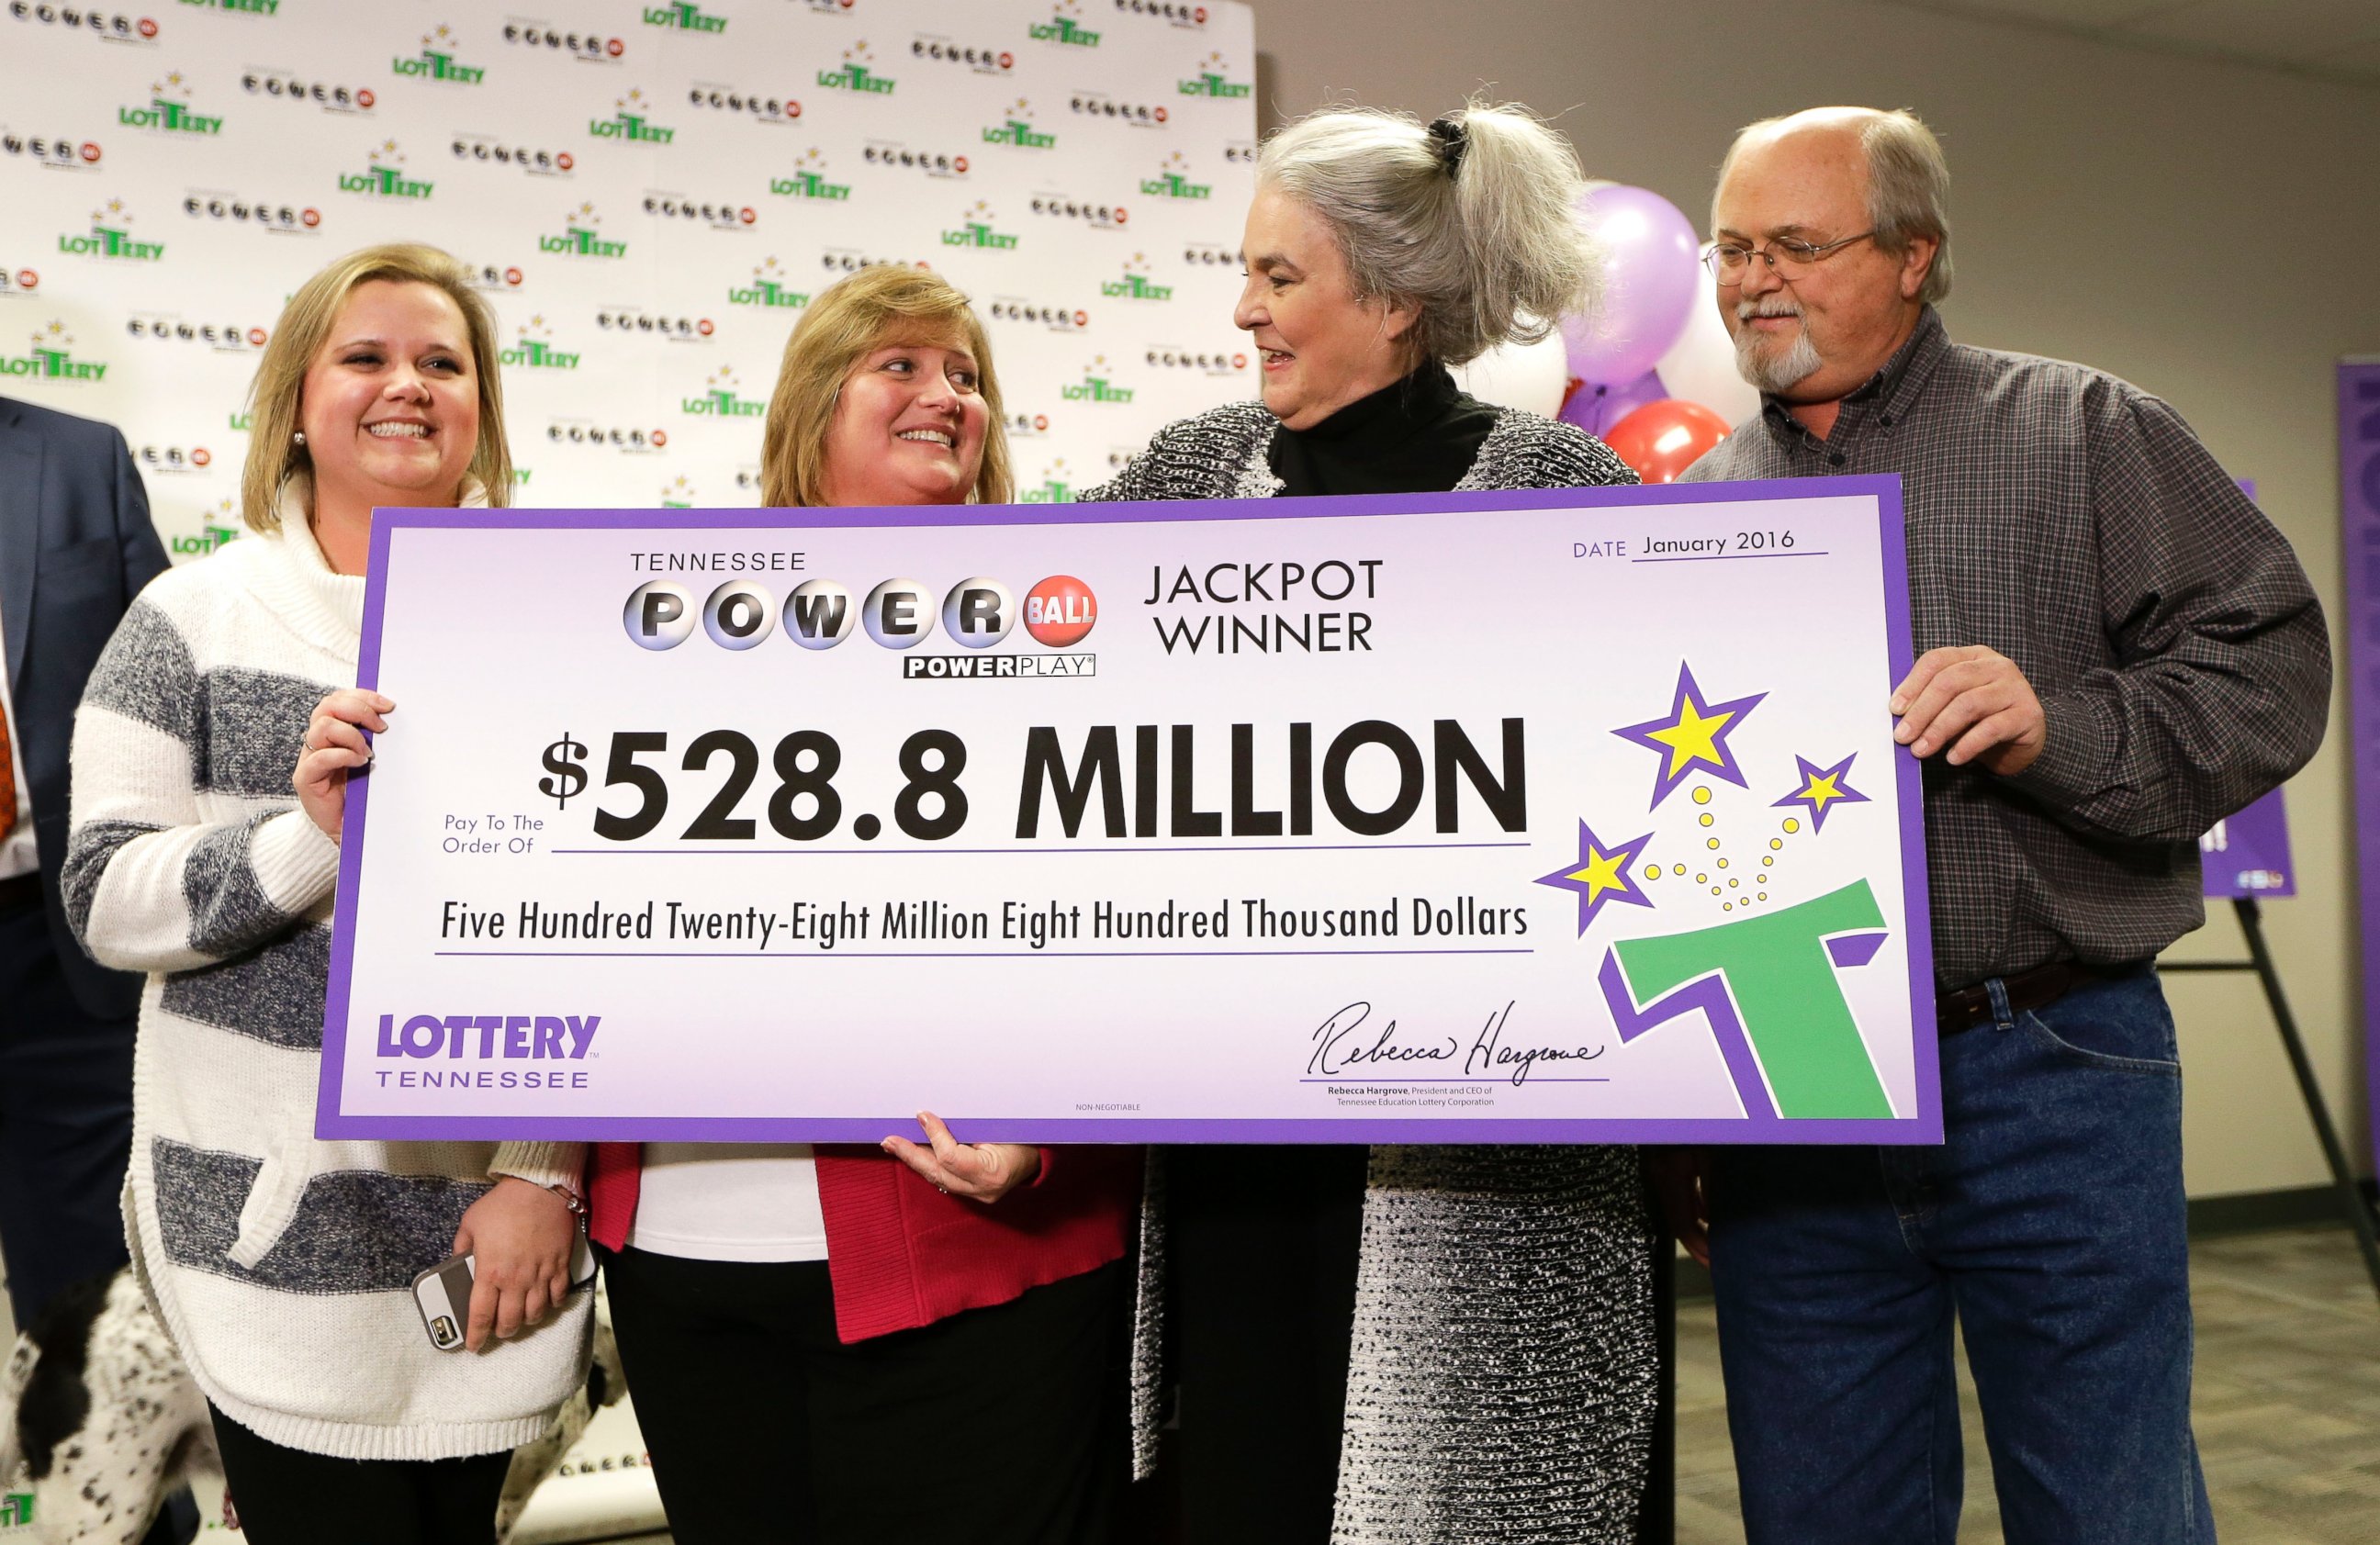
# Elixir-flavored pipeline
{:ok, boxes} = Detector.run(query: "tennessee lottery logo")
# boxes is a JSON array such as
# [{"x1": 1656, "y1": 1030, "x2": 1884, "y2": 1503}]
[
  {"x1": 942, "y1": 200, "x2": 1017, "y2": 250},
  {"x1": 1178, "y1": 50, "x2": 1251, "y2": 97},
  {"x1": 540, "y1": 201, "x2": 625, "y2": 257},
  {"x1": 730, "y1": 256, "x2": 809, "y2": 309},
  {"x1": 500, "y1": 317, "x2": 579, "y2": 370},
  {"x1": 622, "y1": 574, "x2": 1098, "y2": 667},
  {"x1": 1020, "y1": 457, "x2": 1075, "y2": 504},
  {"x1": 1100, "y1": 253, "x2": 1171, "y2": 301},
  {"x1": 1062, "y1": 354, "x2": 1134, "y2": 402},
  {"x1": 982, "y1": 98, "x2": 1054, "y2": 150},
  {"x1": 3, "y1": 319, "x2": 108, "y2": 384},
  {"x1": 659, "y1": 475, "x2": 696, "y2": 509},
  {"x1": 340, "y1": 140, "x2": 434, "y2": 199},
  {"x1": 771, "y1": 150, "x2": 850, "y2": 201},
  {"x1": 1535, "y1": 660, "x2": 1892, "y2": 1122},
  {"x1": 591, "y1": 86, "x2": 676, "y2": 142},
  {"x1": 1140, "y1": 151, "x2": 1210, "y2": 199},
  {"x1": 59, "y1": 197, "x2": 163, "y2": 261},
  {"x1": 680, "y1": 365, "x2": 765, "y2": 417},
  {"x1": 817, "y1": 41, "x2": 894, "y2": 95},
  {"x1": 1027, "y1": 1, "x2": 1099, "y2": 46},
  {"x1": 393, "y1": 24, "x2": 486, "y2": 84},
  {"x1": 120, "y1": 72, "x2": 224, "y2": 135},
  {"x1": 642, "y1": 0, "x2": 727, "y2": 34}
]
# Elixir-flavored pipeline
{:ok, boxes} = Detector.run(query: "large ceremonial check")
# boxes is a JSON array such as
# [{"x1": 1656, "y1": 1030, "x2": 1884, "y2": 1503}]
[{"x1": 319, "y1": 478, "x2": 1939, "y2": 1144}]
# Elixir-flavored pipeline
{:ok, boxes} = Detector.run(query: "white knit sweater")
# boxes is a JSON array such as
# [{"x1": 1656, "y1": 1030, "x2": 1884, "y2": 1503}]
[{"x1": 64, "y1": 492, "x2": 591, "y2": 1461}]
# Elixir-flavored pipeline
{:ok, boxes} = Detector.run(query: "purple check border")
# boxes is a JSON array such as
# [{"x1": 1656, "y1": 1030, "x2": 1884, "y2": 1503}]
[{"x1": 319, "y1": 476, "x2": 1939, "y2": 1145}]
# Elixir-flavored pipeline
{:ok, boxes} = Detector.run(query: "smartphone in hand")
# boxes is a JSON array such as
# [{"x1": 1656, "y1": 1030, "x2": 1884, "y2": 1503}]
[{"x1": 410, "y1": 1236, "x2": 599, "y2": 1351}]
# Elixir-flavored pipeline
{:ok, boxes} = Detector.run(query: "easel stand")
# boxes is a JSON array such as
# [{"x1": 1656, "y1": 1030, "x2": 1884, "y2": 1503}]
[{"x1": 2162, "y1": 896, "x2": 2380, "y2": 1304}]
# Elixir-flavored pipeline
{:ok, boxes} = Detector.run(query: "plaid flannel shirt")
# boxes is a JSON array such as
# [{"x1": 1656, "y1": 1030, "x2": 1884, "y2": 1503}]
[{"x1": 1679, "y1": 308, "x2": 2329, "y2": 988}]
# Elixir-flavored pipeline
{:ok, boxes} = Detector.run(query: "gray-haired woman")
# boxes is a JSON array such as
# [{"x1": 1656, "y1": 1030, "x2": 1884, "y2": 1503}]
[{"x1": 1089, "y1": 103, "x2": 1656, "y2": 1543}]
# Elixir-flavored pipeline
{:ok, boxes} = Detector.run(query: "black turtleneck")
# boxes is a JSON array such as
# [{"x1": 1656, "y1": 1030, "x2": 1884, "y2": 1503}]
[{"x1": 1264, "y1": 363, "x2": 1498, "y2": 498}]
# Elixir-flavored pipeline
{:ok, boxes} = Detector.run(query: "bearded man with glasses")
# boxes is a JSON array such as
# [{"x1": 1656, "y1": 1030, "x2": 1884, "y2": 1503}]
[{"x1": 1664, "y1": 106, "x2": 2329, "y2": 1545}]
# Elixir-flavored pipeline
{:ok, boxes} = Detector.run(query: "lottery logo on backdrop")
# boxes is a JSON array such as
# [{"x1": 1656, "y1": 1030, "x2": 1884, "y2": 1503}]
[
  {"x1": 340, "y1": 140, "x2": 434, "y2": 199},
  {"x1": 643, "y1": 1, "x2": 728, "y2": 34},
  {"x1": 1068, "y1": 91, "x2": 1167, "y2": 128},
  {"x1": 126, "y1": 315, "x2": 264, "y2": 352},
  {"x1": 591, "y1": 88, "x2": 676, "y2": 142},
  {"x1": 681, "y1": 366, "x2": 765, "y2": 418},
  {"x1": 3, "y1": 320, "x2": 108, "y2": 383},
  {"x1": 942, "y1": 200, "x2": 1018, "y2": 250},
  {"x1": 1178, "y1": 50, "x2": 1251, "y2": 97},
  {"x1": 541, "y1": 202, "x2": 625, "y2": 257},
  {"x1": 983, "y1": 99, "x2": 1056, "y2": 150},
  {"x1": 687, "y1": 84, "x2": 799, "y2": 123},
  {"x1": 861, "y1": 140, "x2": 966, "y2": 178},
  {"x1": 1139, "y1": 152, "x2": 1210, "y2": 199},
  {"x1": 1027, "y1": 2, "x2": 1101, "y2": 46},
  {"x1": 58, "y1": 198, "x2": 163, "y2": 261},
  {"x1": 1019, "y1": 457, "x2": 1077, "y2": 503},
  {"x1": 818, "y1": 43, "x2": 894, "y2": 95},
  {"x1": 178, "y1": 0, "x2": 278, "y2": 13},
  {"x1": 393, "y1": 25, "x2": 486, "y2": 84},
  {"x1": 643, "y1": 193, "x2": 756, "y2": 231},
  {"x1": 1061, "y1": 354, "x2": 1134, "y2": 403},
  {"x1": 730, "y1": 257, "x2": 809, "y2": 309},
  {"x1": 771, "y1": 151, "x2": 851, "y2": 201},
  {"x1": 500, "y1": 318, "x2": 580, "y2": 370},
  {"x1": 119, "y1": 72, "x2": 224, "y2": 134},
  {"x1": 1101, "y1": 254, "x2": 1172, "y2": 301}
]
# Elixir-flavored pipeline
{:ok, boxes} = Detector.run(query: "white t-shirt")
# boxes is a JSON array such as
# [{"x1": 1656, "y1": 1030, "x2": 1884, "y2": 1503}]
[{"x1": 629, "y1": 1143, "x2": 830, "y2": 1262}]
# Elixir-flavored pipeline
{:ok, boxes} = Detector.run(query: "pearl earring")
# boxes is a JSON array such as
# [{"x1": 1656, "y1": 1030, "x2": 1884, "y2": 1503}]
[{"x1": 293, "y1": 431, "x2": 307, "y2": 446}]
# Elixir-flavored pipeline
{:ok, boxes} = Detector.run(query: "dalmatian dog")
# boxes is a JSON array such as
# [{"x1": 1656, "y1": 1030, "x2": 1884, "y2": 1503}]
[
  {"x1": 0, "y1": 1271, "x2": 218, "y2": 1544},
  {"x1": 0, "y1": 1269, "x2": 624, "y2": 1545}
]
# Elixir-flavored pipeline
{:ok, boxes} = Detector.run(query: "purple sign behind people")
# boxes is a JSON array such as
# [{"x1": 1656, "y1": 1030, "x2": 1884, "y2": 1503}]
[
  {"x1": 2338, "y1": 364, "x2": 2380, "y2": 1179},
  {"x1": 2200, "y1": 788, "x2": 2295, "y2": 899}
]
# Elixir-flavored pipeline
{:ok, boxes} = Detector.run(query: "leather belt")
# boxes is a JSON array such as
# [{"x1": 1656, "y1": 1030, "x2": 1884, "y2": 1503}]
[
  {"x1": 1937, "y1": 959, "x2": 2100, "y2": 1036},
  {"x1": 0, "y1": 871, "x2": 39, "y2": 917}
]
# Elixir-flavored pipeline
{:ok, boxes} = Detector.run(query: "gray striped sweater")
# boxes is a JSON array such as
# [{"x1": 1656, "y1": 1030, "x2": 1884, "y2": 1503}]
[
  {"x1": 64, "y1": 501, "x2": 590, "y2": 1461},
  {"x1": 1092, "y1": 399, "x2": 1660, "y2": 1545}
]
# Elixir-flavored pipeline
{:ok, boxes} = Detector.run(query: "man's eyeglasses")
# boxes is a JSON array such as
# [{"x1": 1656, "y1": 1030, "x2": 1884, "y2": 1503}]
[{"x1": 1701, "y1": 231, "x2": 1876, "y2": 284}]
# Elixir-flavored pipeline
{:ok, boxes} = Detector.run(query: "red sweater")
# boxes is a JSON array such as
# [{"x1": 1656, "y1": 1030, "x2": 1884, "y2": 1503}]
[{"x1": 589, "y1": 1142, "x2": 1140, "y2": 1342}]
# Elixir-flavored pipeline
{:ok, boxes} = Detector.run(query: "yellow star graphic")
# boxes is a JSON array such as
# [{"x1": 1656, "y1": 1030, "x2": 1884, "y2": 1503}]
[
  {"x1": 1645, "y1": 698, "x2": 1736, "y2": 778},
  {"x1": 1564, "y1": 845, "x2": 1633, "y2": 905},
  {"x1": 1801, "y1": 771, "x2": 1845, "y2": 812}
]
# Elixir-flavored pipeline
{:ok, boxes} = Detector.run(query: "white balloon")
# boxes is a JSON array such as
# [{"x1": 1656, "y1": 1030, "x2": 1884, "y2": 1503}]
[
  {"x1": 1654, "y1": 294, "x2": 1763, "y2": 427},
  {"x1": 1452, "y1": 329, "x2": 1569, "y2": 418}
]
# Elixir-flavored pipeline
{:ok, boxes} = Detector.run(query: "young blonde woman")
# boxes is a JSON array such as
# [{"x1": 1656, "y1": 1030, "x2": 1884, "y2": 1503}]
[
  {"x1": 587, "y1": 264, "x2": 1143, "y2": 1545},
  {"x1": 65, "y1": 244, "x2": 589, "y2": 1545}
]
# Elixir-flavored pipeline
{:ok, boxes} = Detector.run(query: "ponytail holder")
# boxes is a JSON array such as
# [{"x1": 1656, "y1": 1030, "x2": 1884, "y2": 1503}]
[{"x1": 1427, "y1": 116, "x2": 1467, "y2": 178}]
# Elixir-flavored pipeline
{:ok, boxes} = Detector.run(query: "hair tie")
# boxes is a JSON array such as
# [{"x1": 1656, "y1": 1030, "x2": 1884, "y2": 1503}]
[{"x1": 1427, "y1": 116, "x2": 1467, "y2": 178}]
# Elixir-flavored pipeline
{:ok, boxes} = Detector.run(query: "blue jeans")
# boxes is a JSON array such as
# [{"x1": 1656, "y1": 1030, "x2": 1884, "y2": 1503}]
[{"x1": 1708, "y1": 968, "x2": 2212, "y2": 1545}]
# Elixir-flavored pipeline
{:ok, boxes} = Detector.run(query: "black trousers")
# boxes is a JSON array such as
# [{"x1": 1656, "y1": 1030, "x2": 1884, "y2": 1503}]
[
  {"x1": 601, "y1": 1248, "x2": 1128, "y2": 1545},
  {"x1": 2, "y1": 898, "x2": 197, "y2": 1545},
  {"x1": 1166, "y1": 1143, "x2": 1368, "y2": 1544},
  {"x1": 208, "y1": 1405, "x2": 511, "y2": 1545}
]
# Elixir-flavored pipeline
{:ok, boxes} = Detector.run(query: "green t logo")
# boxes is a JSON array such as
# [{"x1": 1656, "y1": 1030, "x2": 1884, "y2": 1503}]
[{"x1": 1602, "y1": 879, "x2": 1893, "y2": 1119}]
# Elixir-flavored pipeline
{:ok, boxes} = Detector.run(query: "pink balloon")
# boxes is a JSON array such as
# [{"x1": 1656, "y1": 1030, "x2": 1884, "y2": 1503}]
[
  {"x1": 1558, "y1": 367, "x2": 1666, "y2": 439},
  {"x1": 1562, "y1": 185, "x2": 1701, "y2": 388}
]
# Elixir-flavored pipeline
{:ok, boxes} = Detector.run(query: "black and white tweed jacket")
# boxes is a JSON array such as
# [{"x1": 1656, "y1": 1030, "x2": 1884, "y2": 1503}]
[{"x1": 1094, "y1": 399, "x2": 1661, "y2": 1545}]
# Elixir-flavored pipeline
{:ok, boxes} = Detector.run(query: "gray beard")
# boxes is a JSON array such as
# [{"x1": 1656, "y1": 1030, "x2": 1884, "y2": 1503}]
[{"x1": 1735, "y1": 319, "x2": 1823, "y2": 394}]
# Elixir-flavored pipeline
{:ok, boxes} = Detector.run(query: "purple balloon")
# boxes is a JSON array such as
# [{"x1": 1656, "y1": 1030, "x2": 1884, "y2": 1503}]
[
  {"x1": 1558, "y1": 367, "x2": 1667, "y2": 439},
  {"x1": 1562, "y1": 185, "x2": 1702, "y2": 388}
]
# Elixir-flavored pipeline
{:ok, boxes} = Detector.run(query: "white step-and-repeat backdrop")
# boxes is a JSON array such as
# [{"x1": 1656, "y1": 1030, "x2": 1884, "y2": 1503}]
[
  {"x1": 1, "y1": 0, "x2": 1259, "y2": 560},
  {"x1": 1, "y1": 3, "x2": 1253, "y2": 1537}
]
